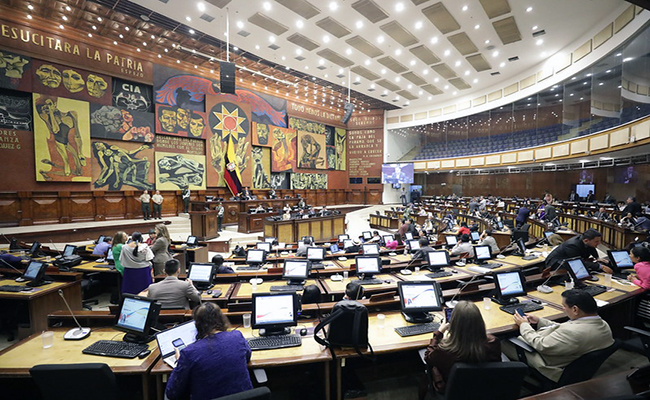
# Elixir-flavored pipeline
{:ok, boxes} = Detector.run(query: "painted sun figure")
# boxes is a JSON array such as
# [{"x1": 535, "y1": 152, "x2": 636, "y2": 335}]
[{"x1": 212, "y1": 105, "x2": 246, "y2": 142}]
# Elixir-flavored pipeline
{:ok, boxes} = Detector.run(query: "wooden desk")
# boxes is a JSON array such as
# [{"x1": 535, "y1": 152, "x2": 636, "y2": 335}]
[
  {"x1": 320, "y1": 274, "x2": 399, "y2": 301},
  {"x1": 238, "y1": 212, "x2": 276, "y2": 233},
  {"x1": 263, "y1": 214, "x2": 346, "y2": 244},
  {"x1": 0, "y1": 328, "x2": 158, "y2": 400},
  {"x1": 476, "y1": 297, "x2": 564, "y2": 335},
  {"x1": 229, "y1": 279, "x2": 324, "y2": 302},
  {"x1": 520, "y1": 369, "x2": 648, "y2": 399},
  {"x1": 0, "y1": 278, "x2": 82, "y2": 338}
]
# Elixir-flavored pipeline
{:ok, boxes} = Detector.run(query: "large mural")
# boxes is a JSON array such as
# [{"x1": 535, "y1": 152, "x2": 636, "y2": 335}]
[
  {"x1": 0, "y1": 90, "x2": 32, "y2": 131},
  {"x1": 290, "y1": 172, "x2": 328, "y2": 190},
  {"x1": 32, "y1": 59, "x2": 112, "y2": 105},
  {"x1": 0, "y1": 49, "x2": 32, "y2": 91},
  {"x1": 91, "y1": 140, "x2": 154, "y2": 191},
  {"x1": 270, "y1": 126, "x2": 297, "y2": 172},
  {"x1": 90, "y1": 104, "x2": 154, "y2": 142},
  {"x1": 112, "y1": 78, "x2": 154, "y2": 113},
  {"x1": 297, "y1": 130, "x2": 327, "y2": 170},
  {"x1": 155, "y1": 104, "x2": 208, "y2": 139},
  {"x1": 252, "y1": 146, "x2": 271, "y2": 189},
  {"x1": 154, "y1": 135, "x2": 206, "y2": 190}
]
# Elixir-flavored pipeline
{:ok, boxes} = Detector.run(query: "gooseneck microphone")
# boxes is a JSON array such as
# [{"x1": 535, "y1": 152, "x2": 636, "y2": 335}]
[
  {"x1": 445, "y1": 274, "x2": 481, "y2": 308},
  {"x1": 58, "y1": 289, "x2": 91, "y2": 340}
]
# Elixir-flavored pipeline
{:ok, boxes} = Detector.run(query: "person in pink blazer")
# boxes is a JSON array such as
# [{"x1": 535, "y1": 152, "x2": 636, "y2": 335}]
[{"x1": 628, "y1": 246, "x2": 650, "y2": 289}]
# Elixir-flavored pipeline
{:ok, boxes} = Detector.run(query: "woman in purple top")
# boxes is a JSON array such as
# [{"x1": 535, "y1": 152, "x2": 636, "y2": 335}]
[{"x1": 166, "y1": 303, "x2": 253, "y2": 400}]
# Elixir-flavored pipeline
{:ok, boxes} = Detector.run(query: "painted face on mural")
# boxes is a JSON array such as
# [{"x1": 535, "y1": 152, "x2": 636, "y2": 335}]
[
  {"x1": 36, "y1": 64, "x2": 62, "y2": 88},
  {"x1": 176, "y1": 108, "x2": 190, "y2": 130},
  {"x1": 62, "y1": 69, "x2": 85, "y2": 93},
  {"x1": 159, "y1": 108, "x2": 177, "y2": 132},
  {"x1": 256, "y1": 124, "x2": 269, "y2": 144},
  {"x1": 0, "y1": 52, "x2": 29, "y2": 79},
  {"x1": 87, "y1": 74, "x2": 108, "y2": 97},
  {"x1": 189, "y1": 114, "x2": 205, "y2": 137}
]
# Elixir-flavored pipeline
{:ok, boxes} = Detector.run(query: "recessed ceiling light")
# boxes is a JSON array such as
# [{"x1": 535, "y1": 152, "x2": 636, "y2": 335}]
[
  {"x1": 464, "y1": 70, "x2": 470, "y2": 76},
  {"x1": 444, "y1": 85, "x2": 449, "y2": 89},
  {"x1": 27, "y1": 4, "x2": 33, "y2": 10},
  {"x1": 92, "y1": 25, "x2": 97, "y2": 30},
  {"x1": 59, "y1": 24, "x2": 64, "y2": 29},
  {"x1": 430, "y1": 36, "x2": 438, "y2": 44},
  {"x1": 532, "y1": 25, "x2": 538, "y2": 30},
  {"x1": 346, "y1": 48, "x2": 352, "y2": 55},
  {"x1": 296, "y1": 48, "x2": 302, "y2": 55},
  {"x1": 356, "y1": 20, "x2": 363, "y2": 29},
  {"x1": 329, "y1": 2, "x2": 338, "y2": 11},
  {"x1": 526, "y1": 6, "x2": 533, "y2": 12},
  {"x1": 136, "y1": 48, "x2": 141, "y2": 52},
  {"x1": 409, "y1": 60, "x2": 416, "y2": 66},
  {"x1": 423, "y1": 69, "x2": 429, "y2": 75},
  {"x1": 62, "y1": 15, "x2": 68, "y2": 21},
  {"x1": 197, "y1": 2, "x2": 206, "y2": 12},
  {"x1": 236, "y1": 21, "x2": 244, "y2": 29},
  {"x1": 599, "y1": 82, "x2": 604, "y2": 86},
  {"x1": 381, "y1": 68, "x2": 386, "y2": 74},
  {"x1": 27, "y1": 14, "x2": 32, "y2": 19},
  {"x1": 269, "y1": 36, "x2": 275, "y2": 43},
  {"x1": 606, "y1": 69, "x2": 611, "y2": 73},
  {"x1": 492, "y1": 51, "x2": 499, "y2": 57},
  {"x1": 339, "y1": 68, "x2": 344, "y2": 74},
  {"x1": 164, "y1": 48, "x2": 168, "y2": 52},
  {"x1": 616, "y1": 53, "x2": 622, "y2": 56},
  {"x1": 323, "y1": 35, "x2": 330, "y2": 43},
  {"x1": 407, "y1": 84, "x2": 412, "y2": 89},
  {"x1": 500, "y1": 61, "x2": 505, "y2": 67},
  {"x1": 444, "y1": 49, "x2": 450, "y2": 56},
  {"x1": 473, "y1": 78, "x2": 478, "y2": 83},
  {"x1": 97, "y1": 17, "x2": 102, "y2": 22},
  {"x1": 88, "y1": 33, "x2": 92, "y2": 37},
  {"x1": 474, "y1": 24, "x2": 480, "y2": 30},
  {"x1": 189, "y1": 29, "x2": 195, "y2": 34},
  {"x1": 377, "y1": 35, "x2": 384, "y2": 44},
  {"x1": 151, "y1": 35, "x2": 155, "y2": 39},
  {"x1": 113, "y1": 41, "x2": 118, "y2": 45},
  {"x1": 281, "y1": 55, "x2": 286, "y2": 60},
  {"x1": 125, "y1": 26, "x2": 129, "y2": 31},
  {"x1": 428, "y1": 96, "x2": 433, "y2": 100},
  {"x1": 415, "y1": 21, "x2": 423, "y2": 30},
  {"x1": 185, "y1": 16, "x2": 191, "y2": 22},
  {"x1": 540, "y1": 52, "x2": 547, "y2": 57},
  {"x1": 536, "y1": 39, "x2": 543, "y2": 45},
  {"x1": 454, "y1": 60, "x2": 461, "y2": 66},
  {"x1": 418, "y1": 90, "x2": 423, "y2": 95},
  {"x1": 255, "y1": 45, "x2": 260, "y2": 50},
  {"x1": 263, "y1": 2, "x2": 271, "y2": 11},
  {"x1": 395, "y1": 49, "x2": 402, "y2": 56},
  {"x1": 485, "y1": 39, "x2": 490, "y2": 44},
  {"x1": 462, "y1": 5, "x2": 468, "y2": 11},
  {"x1": 434, "y1": 77, "x2": 439, "y2": 82},
  {"x1": 623, "y1": 57, "x2": 633, "y2": 62},
  {"x1": 65, "y1": 5, "x2": 71, "y2": 11},
  {"x1": 296, "y1": 20, "x2": 304, "y2": 29},
  {"x1": 395, "y1": 2, "x2": 404, "y2": 12},
  {"x1": 365, "y1": 59, "x2": 371, "y2": 65},
  {"x1": 142, "y1": 42, "x2": 147, "y2": 46}
]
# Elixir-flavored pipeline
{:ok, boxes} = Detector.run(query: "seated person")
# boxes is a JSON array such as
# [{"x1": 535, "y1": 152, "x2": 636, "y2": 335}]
[
  {"x1": 412, "y1": 237, "x2": 434, "y2": 261},
  {"x1": 478, "y1": 230, "x2": 499, "y2": 254},
  {"x1": 628, "y1": 246, "x2": 650, "y2": 289},
  {"x1": 385, "y1": 238, "x2": 398, "y2": 250},
  {"x1": 544, "y1": 229, "x2": 612, "y2": 274},
  {"x1": 457, "y1": 222, "x2": 470, "y2": 237},
  {"x1": 211, "y1": 254, "x2": 234, "y2": 274},
  {"x1": 344, "y1": 280, "x2": 365, "y2": 300},
  {"x1": 166, "y1": 303, "x2": 252, "y2": 400},
  {"x1": 254, "y1": 204, "x2": 265, "y2": 213},
  {"x1": 450, "y1": 234, "x2": 473, "y2": 256},
  {"x1": 424, "y1": 301, "x2": 501, "y2": 393},
  {"x1": 296, "y1": 238, "x2": 313, "y2": 257},
  {"x1": 92, "y1": 236, "x2": 112, "y2": 256},
  {"x1": 505, "y1": 289, "x2": 614, "y2": 382},
  {"x1": 368, "y1": 231, "x2": 381, "y2": 243},
  {"x1": 146, "y1": 259, "x2": 201, "y2": 310}
]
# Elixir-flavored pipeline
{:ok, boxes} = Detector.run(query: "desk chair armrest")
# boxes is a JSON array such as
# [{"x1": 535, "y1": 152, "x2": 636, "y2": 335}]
[
  {"x1": 86, "y1": 272, "x2": 101, "y2": 278},
  {"x1": 508, "y1": 337, "x2": 535, "y2": 364},
  {"x1": 625, "y1": 326, "x2": 650, "y2": 338},
  {"x1": 418, "y1": 348, "x2": 427, "y2": 365}
]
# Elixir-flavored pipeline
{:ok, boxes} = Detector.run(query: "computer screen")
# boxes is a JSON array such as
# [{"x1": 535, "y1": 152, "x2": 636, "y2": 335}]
[
  {"x1": 29, "y1": 241, "x2": 40, "y2": 255},
  {"x1": 516, "y1": 238, "x2": 527, "y2": 254},
  {"x1": 330, "y1": 243, "x2": 340, "y2": 252},
  {"x1": 474, "y1": 245, "x2": 492, "y2": 261},
  {"x1": 188, "y1": 263, "x2": 214, "y2": 283},
  {"x1": 23, "y1": 261, "x2": 45, "y2": 280},
  {"x1": 544, "y1": 231, "x2": 554, "y2": 239},
  {"x1": 343, "y1": 239, "x2": 354, "y2": 249},
  {"x1": 107, "y1": 250, "x2": 114, "y2": 262},
  {"x1": 608, "y1": 250, "x2": 634, "y2": 269},
  {"x1": 306, "y1": 247, "x2": 325, "y2": 261},
  {"x1": 63, "y1": 245, "x2": 76, "y2": 257},
  {"x1": 362, "y1": 243, "x2": 379, "y2": 255},
  {"x1": 156, "y1": 320, "x2": 197, "y2": 359},
  {"x1": 398, "y1": 281, "x2": 443, "y2": 313},
  {"x1": 256, "y1": 242, "x2": 272, "y2": 252},
  {"x1": 264, "y1": 237, "x2": 276, "y2": 244},
  {"x1": 356, "y1": 256, "x2": 381, "y2": 275},
  {"x1": 495, "y1": 271, "x2": 526, "y2": 299},
  {"x1": 338, "y1": 234, "x2": 350, "y2": 242},
  {"x1": 247, "y1": 249, "x2": 265, "y2": 264},
  {"x1": 405, "y1": 232, "x2": 414, "y2": 240},
  {"x1": 576, "y1": 184, "x2": 595, "y2": 198},
  {"x1": 283, "y1": 260, "x2": 309, "y2": 280},
  {"x1": 470, "y1": 231, "x2": 480, "y2": 241},
  {"x1": 97, "y1": 235, "x2": 106, "y2": 244},
  {"x1": 116, "y1": 295, "x2": 155, "y2": 334},
  {"x1": 408, "y1": 239, "x2": 421, "y2": 251},
  {"x1": 445, "y1": 236, "x2": 457, "y2": 246},
  {"x1": 427, "y1": 251, "x2": 450, "y2": 268},
  {"x1": 382, "y1": 235, "x2": 394, "y2": 244},
  {"x1": 497, "y1": 221, "x2": 504, "y2": 229},
  {"x1": 186, "y1": 236, "x2": 198, "y2": 246},
  {"x1": 252, "y1": 293, "x2": 298, "y2": 330},
  {"x1": 567, "y1": 258, "x2": 591, "y2": 280},
  {"x1": 362, "y1": 231, "x2": 372, "y2": 240}
]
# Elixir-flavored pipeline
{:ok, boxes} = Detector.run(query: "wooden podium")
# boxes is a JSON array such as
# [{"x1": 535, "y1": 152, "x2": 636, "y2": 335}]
[
  {"x1": 189, "y1": 211, "x2": 219, "y2": 240},
  {"x1": 264, "y1": 213, "x2": 346, "y2": 243}
]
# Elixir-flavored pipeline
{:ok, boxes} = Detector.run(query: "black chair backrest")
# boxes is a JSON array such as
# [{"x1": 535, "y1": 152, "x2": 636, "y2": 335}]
[
  {"x1": 557, "y1": 339, "x2": 621, "y2": 386},
  {"x1": 444, "y1": 362, "x2": 528, "y2": 400},
  {"x1": 30, "y1": 363, "x2": 118, "y2": 400},
  {"x1": 212, "y1": 387, "x2": 271, "y2": 400}
]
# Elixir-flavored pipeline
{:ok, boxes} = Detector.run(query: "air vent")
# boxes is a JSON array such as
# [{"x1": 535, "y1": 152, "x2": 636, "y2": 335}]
[
  {"x1": 206, "y1": 0, "x2": 233, "y2": 7},
  {"x1": 351, "y1": 0, "x2": 389, "y2": 23},
  {"x1": 532, "y1": 29, "x2": 546, "y2": 38},
  {"x1": 269, "y1": 44, "x2": 280, "y2": 50},
  {"x1": 295, "y1": 55, "x2": 305, "y2": 61},
  {"x1": 336, "y1": 73, "x2": 345, "y2": 78},
  {"x1": 368, "y1": 87, "x2": 376, "y2": 92},
  {"x1": 275, "y1": 0, "x2": 321, "y2": 19},
  {"x1": 317, "y1": 65, "x2": 326, "y2": 70},
  {"x1": 490, "y1": 71, "x2": 501, "y2": 75},
  {"x1": 158, "y1": 0, "x2": 169, "y2": 3},
  {"x1": 238, "y1": 30, "x2": 251, "y2": 37},
  {"x1": 353, "y1": 81, "x2": 361, "y2": 85},
  {"x1": 248, "y1": 13, "x2": 289, "y2": 36},
  {"x1": 508, "y1": 56, "x2": 519, "y2": 62},
  {"x1": 486, "y1": 45, "x2": 496, "y2": 51},
  {"x1": 200, "y1": 13, "x2": 215, "y2": 22}
]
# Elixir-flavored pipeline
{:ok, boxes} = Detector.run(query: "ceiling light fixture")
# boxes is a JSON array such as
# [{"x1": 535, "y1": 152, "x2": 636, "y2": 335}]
[
  {"x1": 377, "y1": 35, "x2": 384, "y2": 44},
  {"x1": 263, "y1": 2, "x2": 271, "y2": 11},
  {"x1": 329, "y1": 2, "x2": 338, "y2": 11},
  {"x1": 356, "y1": 20, "x2": 363, "y2": 29},
  {"x1": 526, "y1": 6, "x2": 533, "y2": 12},
  {"x1": 415, "y1": 21, "x2": 423, "y2": 30},
  {"x1": 395, "y1": 2, "x2": 404, "y2": 12},
  {"x1": 462, "y1": 5, "x2": 468, "y2": 11},
  {"x1": 197, "y1": 2, "x2": 205, "y2": 12},
  {"x1": 185, "y1": 16, "x2": 191, "y2": 22}
]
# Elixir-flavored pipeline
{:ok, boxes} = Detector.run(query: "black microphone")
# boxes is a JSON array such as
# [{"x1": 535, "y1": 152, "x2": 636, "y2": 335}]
[
  {"x1": 0, "y1": 257, "x2": 24, "y2": 278},
  {"x1": 446, "y1": 274, "x2": 481, "y2": 308},
  {"x1": 50, "y1": 239, "x2": 63, "y2": 258},
  {"x1": 57, "y1": 289, "x2": 91, "y2": 340}
]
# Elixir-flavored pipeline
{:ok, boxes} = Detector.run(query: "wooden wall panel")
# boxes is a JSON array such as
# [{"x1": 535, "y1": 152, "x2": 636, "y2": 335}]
[
  {"x1": 0, "y1": 193, "x2": 21, "y2": 227},
  {"x1": 30, "y1": 194, "x2": 61, "y2": 225}
]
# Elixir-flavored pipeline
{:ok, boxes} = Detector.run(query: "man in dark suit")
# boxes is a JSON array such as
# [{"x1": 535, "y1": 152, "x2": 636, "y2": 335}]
[
  {"x1": 545, "y1": 229, "x2": 612, "y2": 273},
  {"x1": 623, "y1": 196, "x2": 642, "y2": 217}
]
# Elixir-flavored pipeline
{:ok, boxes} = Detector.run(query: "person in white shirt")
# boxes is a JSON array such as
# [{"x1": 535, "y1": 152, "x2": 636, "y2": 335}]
[
  {"x1": 478, "y1": 229, "x2": 500, "y2": 254},
  {"x1": 450, "y1": 234, "x2": 473, "y2": 256},
  {"x1": 151, "y1": 190, "x2": 164, "y2": 220},
  {"x1": 138, "y1": 190, "x2": 151, "y2": 220},
  {"x1": 216, "y1": 202, "x2": 225, "y2": 232}
]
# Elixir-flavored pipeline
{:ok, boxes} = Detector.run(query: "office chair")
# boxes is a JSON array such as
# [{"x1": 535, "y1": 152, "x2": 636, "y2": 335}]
[
  {"x1": 508, "y1": 337, "x2": 621, "y2": 392},
  {"x1": 623, "y1": 326, "x2": 650, "y2": 383},
  {"x1": 30, "y1": 363, "x2": 119, "y2": 400},
  {"x1": 212, "y1": 387, "x2": 271, "y2": 400},
  {"x1": 81, "y1": 272, "x2": 102, "y2": 310}
]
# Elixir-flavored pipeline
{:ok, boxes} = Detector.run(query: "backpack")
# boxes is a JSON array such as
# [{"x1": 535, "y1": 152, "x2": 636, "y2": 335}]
[{"x1": 314, "y1": 300, "x2": 374, "y2": 360}]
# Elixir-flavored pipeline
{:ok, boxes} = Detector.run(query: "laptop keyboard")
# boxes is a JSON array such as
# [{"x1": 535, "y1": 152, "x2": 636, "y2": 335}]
[
  {"x1": 237, "y1": 266, "x2": 261, "y2": 271},
  {"x1": 247, "y1": 335, "x2": 302, "y2": 350},
  {"x1": 0, "y1": 285, "x2": 26, "y2": 292},
  {"x1": 358, "y1": 278, "x2": 384, "y2": 285},
  {"x1": 426, "y1": 271, "x2": 453, "y2": 279},
  {"x1": 478, "y1": 263, "x2": 503, "y2": 269},
  {"x1": 577, "y1": 285, "x2": 607, "y2": 297},
  {"x1": 82, "y1": 340, "x2": 149, "y2": 359},
  {"x1": 499, "y1": 302, "x2": 544, "y2": 315},
  {"x1": 270, "y1": 285, "x2": 304, "y2": 292},
  {"x1": 394, "y1": 322, "x2": 440, "y2": 337}
]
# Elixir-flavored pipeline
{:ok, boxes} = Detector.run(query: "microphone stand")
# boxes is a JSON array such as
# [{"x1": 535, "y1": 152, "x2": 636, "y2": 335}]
[
  {"x1": 58, "y1": 289, "x2": 91, "y2": 340},
  {"x1": 445, "y1": 274, "x2": 480, "y2": 308}
]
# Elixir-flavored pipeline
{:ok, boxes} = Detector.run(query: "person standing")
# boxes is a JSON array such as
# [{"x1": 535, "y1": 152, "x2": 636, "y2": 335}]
[
  {"x1": 216, "y1": 202, "x2": 224, "y2": 232},
  {"x1": 138, "y1": 190, "x2": 151, "y2": 220},
  {"x1": 400, "y1": 187, "x2": 408, "y2": 206},
  {"x1": 152, "y1": 190, "x2": 164, "y2": 219},
  {"x1": 151, "y1": 224, "x2": 173, "y2": 276},
  {"x1": 182, "y1": 188, "x2": 190, "y2": 214},
  {"x1": 120, "y1": 232, "x2": 154, "y2": 294}
]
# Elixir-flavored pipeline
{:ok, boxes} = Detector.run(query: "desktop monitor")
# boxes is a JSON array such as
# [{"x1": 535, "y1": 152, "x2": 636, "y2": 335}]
[
  {"x1": 282, "y1": 259, "x2": 309, "y2": 285},
  {"x1": 62, "y1": 245, "x2": 77, "y2": 257},
  {"x1": 405, "y1": 232, "x2": 414, "y2": 241},
  {"x1": 256, "y1": 242, "x2": 272, "y2": 253},
  {"x1": 251, "y1": 292, "x2": 299, "y2": 336},
  {"x1": 511, "y1": 230, "x2": 529, "y2": 244},
  {"x1": 362, "y1": 243, "x2": 380, "y2": 255},
  {"x1": 565, "y1": 257, "x2": 592, "y2": 282},
  {"x1": 362, "y1": 231, "x2": 372, "y2": 241},
  {"x1": 496, "y1": 221, "x2": 504, "y2": 230},
  {"x1": 186, "y1": 236, "x2": 198, "y2": 247},
  {"x1": 114, "y1": 294, "x2": 161, "y2": 343},
  {"x1": 493, "y1": 270, "x2": 527, "y2": 305},
  {"x1": 96, "y1": 235, "x2": 106, "y2": 244},
  {"x1": 343, "y1": 239, "x2": 354, "y2": 250},
  {"x1": 29, "y1": 241, "x2": 41, "y2": 257},
  {"x1": 470, "y1": 231, "x2": 480, "y2": 242},
  {"x1": 246, "y1": 249, "x2": 266, "y2": 265},
  {"x1": 306, "y1": 247, "x2": 325, "y2": 263},
  {"x1": 22, "y1": 260, "x2": 47, "y2": 287},
  {"x1": 188, "y1": 263, "x2": 217, "y2": 289},
  {"x1": 427, "y1": 251, "x2": 450, "y2": 271},
  {"x1": 544, "y1": 231, "x2": 554, "y2": 240},
  {"x1": 264, "y1": 237, "x2": 277, "y2": 244},
  {"x1": 338, "y1": 234, "x2": 350, "y2": 242},
  {"x1": 516, "y1": 238, "x2": 527, "y2": 255},
  {"x1": 382, "y1": 235, "x2": 394, "y2": 245},
  {"x1": 330, "y1": 243, "x2": 340, "y2": 253},
  {"x1": 407, "y1": 239, "x2": 421, "y2": 253},
  {"x1": 444, "y1": 236, "x2": 457, "y2": 246},
  {"x1": 355, "y1": 256, "x2": 381, "y2": 278},
  {"x1": 607, "y1": 250, "x2": 634, "y2": 272},
  {"x1": 398, "y1": 281, "x2": 444, "y2": 323},
  {"x1": 473, "y1": 245, "x2": 493, "y2": 264}
]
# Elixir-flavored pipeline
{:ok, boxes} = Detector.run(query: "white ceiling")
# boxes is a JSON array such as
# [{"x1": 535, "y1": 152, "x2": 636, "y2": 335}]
[{"x1": 132, "y1": 0, "x2": 626, "y2": 110}]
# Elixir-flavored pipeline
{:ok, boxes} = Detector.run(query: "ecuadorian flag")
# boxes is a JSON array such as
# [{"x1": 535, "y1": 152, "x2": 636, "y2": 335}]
[{"x1": 224, "y1": 135, "x2": 243, "y2": 196}]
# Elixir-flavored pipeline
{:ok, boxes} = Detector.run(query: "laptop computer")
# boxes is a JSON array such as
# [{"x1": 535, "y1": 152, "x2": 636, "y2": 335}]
[{"x1": 155, "y1": 320, "x2": 198, "y2": 368}]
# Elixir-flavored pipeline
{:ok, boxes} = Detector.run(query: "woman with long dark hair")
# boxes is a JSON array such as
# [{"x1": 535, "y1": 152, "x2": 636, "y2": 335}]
[
  {"x1": 119, "y1": 231, "x2": 154, "y2": 294},
  {"x1": 628, "y1": 246, "x2": 650, "y2": 289},
  {"x1": 166, "y1": 303, "x2": 252, "y2": 400}
]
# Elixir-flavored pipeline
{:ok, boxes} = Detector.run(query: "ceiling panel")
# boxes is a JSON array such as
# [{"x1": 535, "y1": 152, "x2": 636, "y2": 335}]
[
  {"x1": 317, "y1": 48, "x2": 354, "y2": 67},
  {"x1": 447, "y1": 32, "x2": 479, "y2": 56},
  {"x1": 431, "y1": 63, "x2": 457, "y2": 79},
  {"x1": 493, "y1": 16, "x2": 522, "y2": 45},
  {"x1": 449, "y1": 77, "x2": 472, "y2": 90},
  {"x1": 377, "y1": 79, "x2": 401, "y2": 91},
  {"x1": 287, "y1": 33, "x2": 320, "y2": 51},
  {"x1": 380, "y1": 21, "x2": 419, "y2": 47},
  {"x1": 421, "y1": 2, "x2": 460, "y2": 34},
  {"x1": 274, "y1": 0, "x2": 320, "y2": 19},
  {"x1": 478, "y1": 0, "x2": 511, "y2": 19},
  {"x1": 346, "y1": 36, "x2": 384, "y2": 58},
  {"x1": 466, "y1": 54, "x2": 492, "y2": 72},
  {"x1": 422, "y1": 84, "x2": 444, "y2": 95},
  {"x1": 248, "y1": 12, "x2": 289, "y2": 36},
  {"x1": 402, "y1": 72, "x2": 427, "y2": 86},
  {"x1": 205, "y1": 0, "x2": 232, "y2": 8},
  {"x1": 351, "y1": 65, "x2": 381, "y2": 81},
  {"x1": 397, "y1": 90, "x2": 418, "y2": 100},
  {"x1": 409, "y1": 45, "x2": 440, "y2": 65},
  {"x1": 377, "y1": 56, "x2": 408, "y2": 73},
  {"x1": 315, "y1": 16, "x2": 352, "y2": 38},
  {"x1": 351, "y1": 0, "x2": 389, "y2": 23}
]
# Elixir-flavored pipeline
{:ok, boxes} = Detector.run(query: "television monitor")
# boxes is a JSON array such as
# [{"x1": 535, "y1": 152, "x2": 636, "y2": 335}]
[
  {"x1": 398, "y1": 280, "x2": 444, "y2": 323},
  {"x1": 607, "y1": 250, "x2": 634, "y2": 272},
  {"x1": 22, "y1": 261, "x2": 48, "y2": 287},
  {"x1": 362, "y1": 243, "x2": 380, "y2": 255},
  {"x1": 338, "y1": 234, "x2": 350, "y2": 242},
  {"x1": 63, "y1": 245, "x2": 76, "y2": 257},
  {"x1": 106, "y1": 248, "x2": 115, "y2": 265},
  {"x1": 445, "y1": 236, "x2": 457, "y2": 246},
  {"x1": 382, "y1": 235, "x2": 394, "y2": 245},
  {"x1": 264, "y1": 237, "x2": 277, "y2": 244},
  {"x1": 29, "y1": 241, "x2": 41, "y2": 257},
  {"x1": 96, "y1": 235, "x2": 106, "y2": 244},
  {"x1": 155, "y1": 320, "x2": 197, "y2": 368},
  {"x1": 282, "y1": 259, "x2": 310, "y2": 285},
  {"x1": 355, "y1": 255, "x2": 381, "y2": 279},
  {"x1": 470, "y1": 231, "x2": 480, "y2": 242},
  {"x1": 251, "y1": 292, "x2": 299, "y2": 336},
  {"x1": 407, "y1": 239, "x2": 421, "y2": 253},
  {"x1": 362, "y1": 231, "x2": 372, "y2": 240},
  {"x1": 114, "y1": 294, "x2": 161, "y2": 343},
  {"x1": 427, "y1": 251, "x2": 450, "y2": 271},
  {"x1": 576, "y1": 184, "x2": 595, "y2": 198},
  {"x1": 516, "y1": 238, "x2": 527, "y2": 255},
  {"x1": 511, "y1": 230, "x2": 529, "y2": 244},
  {"x1": 494, "y1": 270, "x2": 527, "y2": 305},
  {"x1": 381, "y1": 163, "x2": 415, "y2": 184},
  {"x1": 405, "y1": 232, "x2": 414, "y2": 241},
  {"x1": 544, "y1": 231, "x2": 554, "y2": 239},
  {"x1": 256, "y1": 242, "x2": 272, "y2": 253},
  {"x1": 343, "y1": 239, "x2": 354, "y2": 249},
  {"x1": 188, "y1": 263, "x2": 216, "y2": 289},
  {"x1": 246, "y1": 249, "x2": 266, "y2": 265},
  {"x1": 473, "y1": 245, "x2": 492, "y2": 264},
  {"x1": 565, "y1": 257, "x2": 592, "y2": 282},
  {"x1": 186, "y1": 236, "x2": 198, "y2": 247},
  {"x1": 306, "y1": 247, "x2": 325, "y2": 267}
]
